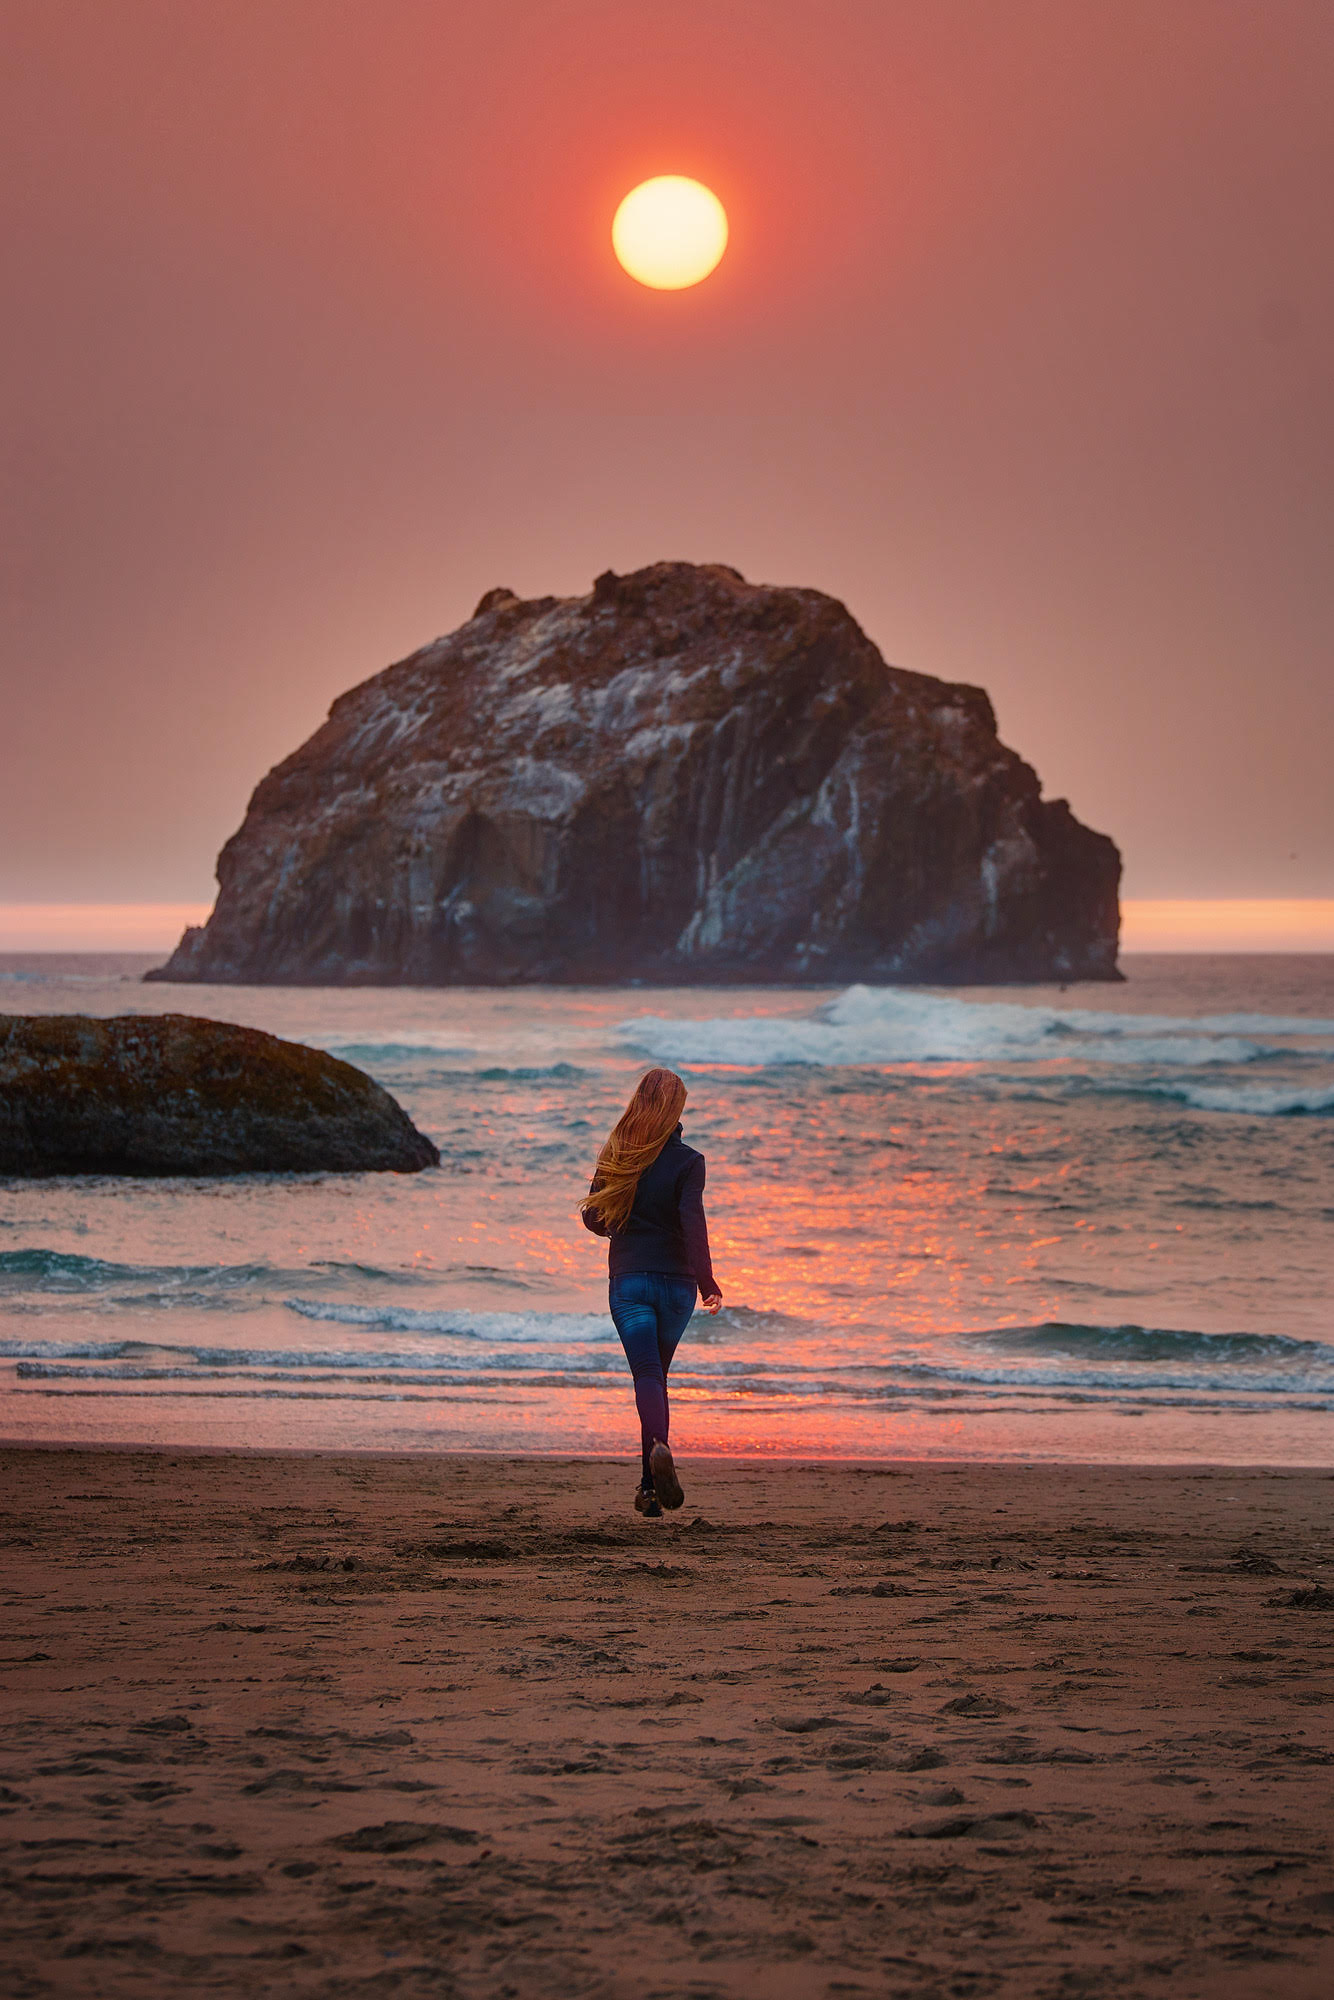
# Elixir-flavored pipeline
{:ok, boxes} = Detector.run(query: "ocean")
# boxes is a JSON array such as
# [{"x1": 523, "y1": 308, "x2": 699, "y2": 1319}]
[{"x1": 1, "y1": 953, "x2": 1331, "y2": 1466}]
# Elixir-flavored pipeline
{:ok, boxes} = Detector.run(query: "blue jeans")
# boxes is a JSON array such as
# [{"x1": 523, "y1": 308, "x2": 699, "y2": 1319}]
[{"x1": 608, "y1": 1272, "x2": 697, "y2": 1485}]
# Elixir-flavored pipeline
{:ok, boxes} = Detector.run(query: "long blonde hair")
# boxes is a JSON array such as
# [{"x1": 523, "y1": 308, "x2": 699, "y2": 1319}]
[{"x1": 581, "y1": 1068, "x2": 688, "y2": 1234}]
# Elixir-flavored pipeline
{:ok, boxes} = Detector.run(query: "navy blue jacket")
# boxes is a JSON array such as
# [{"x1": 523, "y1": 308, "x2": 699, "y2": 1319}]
[{"x1": 582, "y1": 1125, "x2": 718, "y2": 1296}]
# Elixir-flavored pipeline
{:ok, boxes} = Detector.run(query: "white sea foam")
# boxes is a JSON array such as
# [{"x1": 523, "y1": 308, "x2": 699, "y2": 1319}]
[
  {"x1": 618, "y1": 984, "x2": 1334, "y2": 1072},
  {"x1": 283, "y1": 1298, "x2": 613, "y2": 1342}
]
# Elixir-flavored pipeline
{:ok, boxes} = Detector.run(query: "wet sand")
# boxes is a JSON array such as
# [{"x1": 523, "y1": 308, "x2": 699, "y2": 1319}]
[{"x1": 1, "y1": 1447, "x2": 1332, "y2": 1998}]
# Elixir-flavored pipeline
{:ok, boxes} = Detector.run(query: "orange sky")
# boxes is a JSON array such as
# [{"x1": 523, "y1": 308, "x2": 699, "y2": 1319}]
[{"x1": 2, "y1": 1, "x2": 1330, "y2": 907}]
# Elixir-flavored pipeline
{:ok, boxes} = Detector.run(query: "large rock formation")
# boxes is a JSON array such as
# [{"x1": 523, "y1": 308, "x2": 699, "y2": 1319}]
[
  {"x1": 150, "y1": 563, "x2": 1120, "y2": 986},
  {"x1": 0, "y1": 1014, "x2": 439, "y2": 1175}
]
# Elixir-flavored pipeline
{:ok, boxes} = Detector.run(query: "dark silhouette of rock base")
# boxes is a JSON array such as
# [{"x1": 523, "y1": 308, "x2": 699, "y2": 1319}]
[
  {"x1": 0, "y1": 1015, "x2": 439, "y2": 1176},
  {"x1": 150, "y1": 563, "x2": 1121, "y2": 986}
]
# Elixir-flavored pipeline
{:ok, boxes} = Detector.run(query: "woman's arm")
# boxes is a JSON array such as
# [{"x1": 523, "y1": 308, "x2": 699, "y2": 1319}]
[
  {"x1": 580, "y1": 1176, "x2": 609, "y2": 1237},
  {"x1": 678, "y1": 1154, "x2": 721, "y2": 1307}
]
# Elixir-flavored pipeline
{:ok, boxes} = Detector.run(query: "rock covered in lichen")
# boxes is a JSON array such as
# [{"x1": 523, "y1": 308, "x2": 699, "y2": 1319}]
[
  {"x1": 0, "y1": 1014, "x2": 439, "y2": 1175},
  {"x1": 150, "y1": 562, "x2": 1121, "y2": 986}
]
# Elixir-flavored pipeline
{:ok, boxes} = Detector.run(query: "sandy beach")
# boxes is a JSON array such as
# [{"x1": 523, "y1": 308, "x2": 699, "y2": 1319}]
[{"x1": 1, "y1": 1447, "x2": 1332, "y2": 1998}]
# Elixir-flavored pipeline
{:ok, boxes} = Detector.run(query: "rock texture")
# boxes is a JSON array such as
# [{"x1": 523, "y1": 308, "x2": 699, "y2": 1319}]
[
  {"x1": 0, "y1": 1014, "x2": 439, "y2": 1176},
  {"x1": 150, "y1": 563, "x2": 1120, "y2": 986}
]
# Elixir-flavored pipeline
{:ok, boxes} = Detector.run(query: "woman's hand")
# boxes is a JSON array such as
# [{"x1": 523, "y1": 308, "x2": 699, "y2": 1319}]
[{"x1": 700, "y1": 1292, "x2": 723, "y2": 1315}]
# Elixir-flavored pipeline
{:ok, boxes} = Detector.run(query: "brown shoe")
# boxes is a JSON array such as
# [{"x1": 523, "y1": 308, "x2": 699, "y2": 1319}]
[
  {"x1": 634, "y1": 1486, "x2": 662, "y2": 1518},
  {"x1": 650, "y1": 1441, "x2": 684, "y2": 1511}
]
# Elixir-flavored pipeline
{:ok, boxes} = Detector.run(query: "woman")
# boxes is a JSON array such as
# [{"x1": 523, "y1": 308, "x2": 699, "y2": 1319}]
[{"x1": 581, "y1": 1068, "x2": 722, "y2": 1518}]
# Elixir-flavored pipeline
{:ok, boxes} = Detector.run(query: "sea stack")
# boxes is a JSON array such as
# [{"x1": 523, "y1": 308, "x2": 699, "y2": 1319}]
[{"x1": 149, "y1": 563, "x2": 1121, "y2": 986}]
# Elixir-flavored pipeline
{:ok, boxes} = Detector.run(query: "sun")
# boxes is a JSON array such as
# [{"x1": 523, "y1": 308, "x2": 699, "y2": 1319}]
[{"x1": 612, "y1": 176, "x2": 728, "y2": 291}]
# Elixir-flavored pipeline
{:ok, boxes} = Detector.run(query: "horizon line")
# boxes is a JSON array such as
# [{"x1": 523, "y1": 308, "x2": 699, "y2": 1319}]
[{"x1": 0, "y1": 899, "x2": 1331, "y2": 955}]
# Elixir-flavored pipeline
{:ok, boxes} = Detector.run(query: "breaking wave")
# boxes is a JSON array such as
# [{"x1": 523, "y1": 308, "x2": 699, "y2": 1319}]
[
  {"x1": 0, "y1": 1248, "x2": 499, "y2": 1309},
  {"x1": 0, "y1": 1248, "x2": 282, "y2": 1291},
  {"x1": 283, "y1": 1298, "x2": 613, "y2": 1342},
  {"x1": 1126, "y1": 1080, "x2": 1334, "y2": 1117},
  {"x1": 618, "y1": 984, "x2": 1334, "y2": 1095},
  {"x1": 8, "y1": 1316, "x2": 1331, "y2": 1417},
  {"x1": 981, "y1": 1320, "x2": 1334, "y2": 1364},
  {"x1": 321, "y1": 1043, "x2": 588, "y2": 1083}
]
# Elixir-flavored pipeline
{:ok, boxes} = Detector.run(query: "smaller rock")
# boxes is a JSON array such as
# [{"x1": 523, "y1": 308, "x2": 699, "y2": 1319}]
[{"x1": 0, "y1": 1013, "x2": 438, "y2": 1176}]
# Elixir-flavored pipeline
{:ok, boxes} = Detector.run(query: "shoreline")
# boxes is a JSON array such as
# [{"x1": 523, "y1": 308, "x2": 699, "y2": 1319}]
[
  {"x1": 4, "y1": 1434, "x2": 1334, "y2": 1470},
  {"x1": 3, "y1": 1446, "x2": 1332, "y2": 1996}
]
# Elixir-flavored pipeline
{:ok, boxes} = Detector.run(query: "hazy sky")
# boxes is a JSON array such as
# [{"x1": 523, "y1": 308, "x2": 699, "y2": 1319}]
[{"x1": 3, "y1": 0, "x2": 1330, "y2": 905}]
